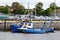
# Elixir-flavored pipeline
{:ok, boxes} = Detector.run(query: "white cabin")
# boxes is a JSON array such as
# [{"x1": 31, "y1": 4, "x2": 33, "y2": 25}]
[{"x1": 21, "y1": 22, "x2": 33, "y2": 28}]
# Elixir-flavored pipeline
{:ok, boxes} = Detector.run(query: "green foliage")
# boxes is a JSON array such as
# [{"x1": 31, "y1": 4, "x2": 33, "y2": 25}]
[
  {"x1": 36, "y1": 2, "x2": 43, "y2": 9},
  {"x1": 13, "y1": 9, "x2": 25, "y2": 14},
  {"x1": 50, "y1": 3, "x2": 57, "y2": 10},
  {"x1": 12, "y1": 2, "x2": 25, "y2": 14},
  {"x1": 34, "y1": 2, "x2": 57, "y2": 16},
  {"x1": 0, "y1": 2, "x2": 58, "y2": 16},
  {"x1": 12, "y1": 2, "x2": 20, "y2": 8},
  {"x1": 35, "y1": 2, "x2": 43, "y2": 16},
  {"x1": 44, "y1": 8, "x2": 53, "y2": 16},
  {"x1": 0, "y1": 6, "x2": 9, "y2": 14}
]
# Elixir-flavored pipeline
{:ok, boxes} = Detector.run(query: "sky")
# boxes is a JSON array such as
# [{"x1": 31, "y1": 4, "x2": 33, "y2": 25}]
[{"x1": 0, "y1": 0, "x2": 60, "y2": 9}]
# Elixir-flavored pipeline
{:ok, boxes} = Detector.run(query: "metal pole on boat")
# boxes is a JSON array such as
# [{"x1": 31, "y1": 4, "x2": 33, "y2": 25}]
[
  {"x1": 28, "y1": 2, "x2": 29, "y2": 14},
  {"x1": 44, "y1": 16, "x2": 46, "y2": 28},
  {"x1": 34, "y1": 1, "x2": 37, "y2": 16},
  {"x1": 35, "y1": 5, "x2": 36, "y2": 16}
]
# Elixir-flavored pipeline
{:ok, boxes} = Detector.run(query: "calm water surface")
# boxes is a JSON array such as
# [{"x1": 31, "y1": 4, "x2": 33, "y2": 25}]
[{"x1": 0, "y1": 31, "x2": 60, "y2": 40}]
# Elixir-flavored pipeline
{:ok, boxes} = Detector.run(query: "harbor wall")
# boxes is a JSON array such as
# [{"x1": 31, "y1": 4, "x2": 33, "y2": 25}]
[
  {"x1": 32, "y1": 21, "x2": 60, "y2": 30},
  {"x1": 0, "y1": 20, "x2": 19, "y2": 31}
]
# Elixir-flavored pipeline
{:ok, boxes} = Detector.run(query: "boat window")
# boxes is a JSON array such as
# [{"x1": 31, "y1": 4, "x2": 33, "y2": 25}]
[
  {"x1": 23, "y1": 26, "x2": 26, "y2": 28},
  {"x1": 25, "y1": 22, "x2": 27, "y2": 25},
  {"x1": 28, "y1": 23, "x2": 31, "y2": 26}
]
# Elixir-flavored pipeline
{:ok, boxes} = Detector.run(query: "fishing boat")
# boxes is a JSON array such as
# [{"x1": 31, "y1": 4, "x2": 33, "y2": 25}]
[{"x1": 10, "y1": 18, "x2": 54, "y2": 33}]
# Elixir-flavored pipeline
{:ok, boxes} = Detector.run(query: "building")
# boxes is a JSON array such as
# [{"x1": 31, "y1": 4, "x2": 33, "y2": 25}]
[
  {"x1": 56, "y1": 7, "x2": 60, "y2": 17},
  {"x1": 51, "y1": 7, "x2": 60, "y2": 17}
]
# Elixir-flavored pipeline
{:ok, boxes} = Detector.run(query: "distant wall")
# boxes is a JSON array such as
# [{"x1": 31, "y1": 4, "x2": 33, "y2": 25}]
[
  {"x1": 0, "y1": 19, "x2": 19, "y2": 31},
  {"x1": 32, "y1": 21, "x2": 60, "y2": 30}
]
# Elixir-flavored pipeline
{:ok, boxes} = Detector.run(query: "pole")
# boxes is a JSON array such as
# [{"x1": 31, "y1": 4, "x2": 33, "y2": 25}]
[
  {"x1": 35, "y1": 6, "x2": 36, "y2": 16},
  {"x1": 4, "y1": 19, "x2": 6, "y2": 32},
  {"x1": 34, "y1": 2, "x2": 36, "y2": 16},
  {"x1": 28, "y1": 2, "x2": 29, "y2": 14}
]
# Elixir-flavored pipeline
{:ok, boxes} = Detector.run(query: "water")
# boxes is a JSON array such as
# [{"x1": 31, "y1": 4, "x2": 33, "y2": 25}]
[{"x1": 0, "y1": 31, "x2": 60, "y2": 40}]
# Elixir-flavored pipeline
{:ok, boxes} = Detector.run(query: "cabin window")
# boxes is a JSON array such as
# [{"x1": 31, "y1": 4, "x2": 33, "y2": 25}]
[
  {"x1": 23, "y1": 26, "x2": 26, "y2": 28},
  {"x1": 28, "y1": 23, "x2": 31, "y2": 26},
  {"x1": 25, "y1": 22, "x2": 27, "y2": 25}
]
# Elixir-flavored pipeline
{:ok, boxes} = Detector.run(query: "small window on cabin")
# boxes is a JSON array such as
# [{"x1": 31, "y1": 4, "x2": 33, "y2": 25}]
[
  {"x1": 25, "y1": 23, "x2": 27, "y2": 25},
  {"x1": 24, "y1": 26, "x2": 26, "y2": 28},
  {"x1": 28, "y1": 23, "x2": 31, "y2": 26}
]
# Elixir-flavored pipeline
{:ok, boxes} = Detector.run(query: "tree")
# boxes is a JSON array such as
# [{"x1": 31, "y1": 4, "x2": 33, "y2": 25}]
[
  {"x1": 12, "y1": 2, "x2": 25, "y2": 14},
  {"x1": 35, "y1": 2, "x2": 43, "y2": 16},
  {"x1": 12, "y1": 2, "x2": 20, "y2": 10},
  {"x1": 6, "y1": 4, "x2": 11, "y2": 14},
  {"x1": 49, "y1": 3, "x2": 58, "y2": 16},
  {"x1": 42, "y1": 3, "x2": 57, "y2": 16},
  {"x1": 50, "y1": 3, "x2": 57, "y2": 10},
  {"x1": 0, "y1": 6, "x2": 9, "y2": 14},
  {"x1": 44, "y1": 8, "x2": 53, "y2": 16}
]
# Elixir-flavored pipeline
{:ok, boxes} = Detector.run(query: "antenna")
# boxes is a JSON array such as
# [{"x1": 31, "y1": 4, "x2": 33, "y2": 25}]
[
  {"x1": 35, "y1": 6, "x2": 36, "y2": 16},
  {"x1": 28, "y1": 2, "x2": 29, "y2": 14},
  {"x1": 35, "y1": 1, "x2": 36, "y2": 16}
]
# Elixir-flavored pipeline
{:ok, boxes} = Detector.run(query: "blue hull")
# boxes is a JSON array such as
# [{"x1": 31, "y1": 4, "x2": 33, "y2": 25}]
[
  {"x1": 10, "y1": 25, "x2": 54, "y2": 33},
  {"x1": 46, "y1": 28, "x2": 54, "y2": 32},
  {"x1": 23, "y1": 29, "x2": 46, "y2": 34},
  {"x1": 10, "y1": 25, "x2": 22, "y2": 33}
]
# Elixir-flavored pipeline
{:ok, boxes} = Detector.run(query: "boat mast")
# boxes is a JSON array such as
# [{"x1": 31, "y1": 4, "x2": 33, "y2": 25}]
[
  {"x1": 35, "y1": 1, "x2": 36, "y2": 16},
  {"x1": 54, "y1": 0, "x2": 56, "y2": 16},
  {"x1": 35, "y1": 5, "x2": 36, "y2": 16},
  {"x1": 28, "y1": 2, "x2": 29, "y2": 14}
]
